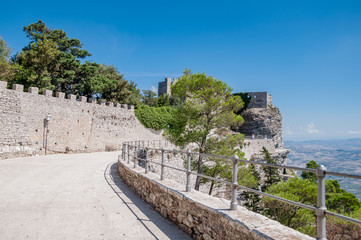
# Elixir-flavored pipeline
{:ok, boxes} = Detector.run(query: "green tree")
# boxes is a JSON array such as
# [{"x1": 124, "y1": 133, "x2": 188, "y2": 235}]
[
  {"x1": 261, "y1": 147, "x2": 282, "y2": 191},
  {"x1": 165, "y1": 69, "x2": 244, "y2": 190},
  {"x1": 240, "y1": 164, "x2": 262, "y2": 212},
  {"x1": 0, "y1": 37, "x2": 18, "y2": 82},
  {"x1": 156, "y1": 94, "x2": 170, "y2": 107},
  {"x1": 141, "y1": 90, "x2": 157, "y2": 107},
  {"x1": 16, "y1": 20, "x2": 91, "y2": 93},
  {"x1": 12, "y1": 38, "x2": 60, "y2": 91},
  {"x1": 301, "y1": 160, "x2": 319, "y2": 182},
  {"x1": 264, "y1": 177, "x2": 317, "y2": 236},
  {"x1": 198, "y1": 134, "x2": 256, "y2": 195}
]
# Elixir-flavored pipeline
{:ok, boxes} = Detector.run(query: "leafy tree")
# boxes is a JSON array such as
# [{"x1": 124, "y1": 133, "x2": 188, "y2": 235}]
[
  {"x1": 165, "y1": 69, "x2": 244, "y2": 190},
  {"x1": 141, "y1": 90, "x2": 157, "y2": 107},
  {"x1": 15, "y1": 20, "x2": 91, "y2": 93},
  {"x1": 0, "y1": 37, "x2": 18, "y2": 82},
  {"x1": 301, "y1": 160, "x2": 319, "y2": 182},
  {"x1": 156, "y1": 94, "x2": 170, "y2": 107},
  {"x1": 263, "y1": 177, "x2": 318, "y2": 236},
  {"x1": 233, "y1": 92, "x2": 251, "y2": 114},
  {"x1": 126, "y1": 81, "x2": 141, "y2": 106},
  {"x1": 197, "y1": 134, "x2": 256, "y2": 195},
  {"x1": 261, "y1": 147, "x2": 282, "y2": 191},
  {"x1": 240, "y1": 164, "x2": 262, "y2": 212},
  {"x1": 135, "y1": 105, "x2": 176, "y2": 130},
  {"x1": 12, "y1": 38, "x2": 60, "y2": 91}
]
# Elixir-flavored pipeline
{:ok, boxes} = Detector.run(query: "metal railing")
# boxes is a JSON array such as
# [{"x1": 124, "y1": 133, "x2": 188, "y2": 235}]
[{"x1": 120, "y1": 140, "x2": 361, "y2": 240}]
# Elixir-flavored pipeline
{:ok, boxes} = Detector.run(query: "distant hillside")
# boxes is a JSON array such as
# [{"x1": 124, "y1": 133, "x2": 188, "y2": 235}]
[{"x1": 285, "y1": 138, "x2": 361, "y2": 199}]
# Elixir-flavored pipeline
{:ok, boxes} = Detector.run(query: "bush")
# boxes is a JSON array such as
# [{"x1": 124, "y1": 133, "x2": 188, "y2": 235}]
[{"x1": 135, "y1": 104, "x2": 177, "y2": 130}]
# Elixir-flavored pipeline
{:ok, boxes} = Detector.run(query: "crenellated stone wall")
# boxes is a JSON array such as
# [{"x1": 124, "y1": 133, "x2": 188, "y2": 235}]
[
  {"x1": 0, "y1": 81, "x2": 162, "y2": 159},
  {"x1": 118, "y1": 159, "x2": 313, "y2": 240}
]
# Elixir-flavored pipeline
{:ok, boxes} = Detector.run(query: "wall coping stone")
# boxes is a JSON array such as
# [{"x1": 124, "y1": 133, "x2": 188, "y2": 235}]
[
  {"x1": 67, "y1": 94, "x2": 77, "y2": 101},
  {"x1": 118, "y1": 160, "x2": 314, "y2": 240},
  {"x1": 28, "y1": 87, "x2": 39, "y2": 94},
  {"x1": 0, "y1": 81, "x2": 7, "y2": 90},
  {"x1": 12, "y1": 84, "x2": 24, "y2": 92},
  {"x1": 79, "y1": 96, "x2": 87, "y2": 102},
  {"x1": 56, "y1": 92, "x2": 65, "y2": 98},
  {"x1": 43, "y1": 89, "x2": 52, "y2": 97}
]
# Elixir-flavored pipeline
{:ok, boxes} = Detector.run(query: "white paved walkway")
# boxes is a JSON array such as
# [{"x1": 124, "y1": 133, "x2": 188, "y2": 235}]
[{"x1": 0, "y1": 152, "x2": 190, "y2": 240}]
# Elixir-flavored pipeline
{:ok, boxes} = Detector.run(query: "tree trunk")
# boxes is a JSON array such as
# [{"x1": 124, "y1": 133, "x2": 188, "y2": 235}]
[
  {"x1": 194, "y1": 154, "x2": 203, "y2": 190},
  {"x1": 208, "y1": 180, "x2": 215, "y2": 195}
]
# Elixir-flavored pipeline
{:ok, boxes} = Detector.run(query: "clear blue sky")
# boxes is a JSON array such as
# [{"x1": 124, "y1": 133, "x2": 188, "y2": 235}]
[{"x1": 1, "y1": 0, "x2": 361, "y2": 141}]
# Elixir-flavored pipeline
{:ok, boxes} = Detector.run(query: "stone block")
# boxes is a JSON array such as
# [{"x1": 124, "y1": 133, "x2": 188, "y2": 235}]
[
  {"x1": 99, "y1": 100, "x2": 106, "y2": 105},
  {"x1": 56, "y1": 92, "x2": 65, "y2": 99},
  {"x1": 28, "y1": 87, "x2": 39, "y2": 94},
  {"x1": 88, "y1": 98, "x2": 96, "y2": 103},
  {"x1": 128, "y1": 105, "x2": 134, "y2": 110},
  {"x1": 0, "y1": 81, "x2": 7, "y2": 90},
  {"x1": 79, "y1": 96, "x2": 87, "y2": 102},
  {"x1": 107, "y1": 102, "x2": 114, "y2": 107},
  {"x1": 12, "y1": 84, "x2": 24, "y2": 92},
  {"x1": 43, "y1": 89, "x2": 53, "y2": 97},
  {"x1": 121, "y1": 104, "x2": 127, "y2": 108},
  {"x1": 67, "y1": 94, "x2": 77, "y2": 101},
  {"x1": 114, "y1": 103, "x2": 121, "y2": 107}
]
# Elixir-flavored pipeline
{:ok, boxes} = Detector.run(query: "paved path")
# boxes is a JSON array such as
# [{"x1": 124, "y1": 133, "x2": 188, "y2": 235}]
[{"x1": 0, "y1": 152, "x2": 190, "y2": 240}]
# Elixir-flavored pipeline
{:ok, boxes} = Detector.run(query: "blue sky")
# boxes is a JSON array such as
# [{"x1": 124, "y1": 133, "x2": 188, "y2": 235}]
[{"x1": 1, "y1": 0, "x2": 361, "y2": 141}]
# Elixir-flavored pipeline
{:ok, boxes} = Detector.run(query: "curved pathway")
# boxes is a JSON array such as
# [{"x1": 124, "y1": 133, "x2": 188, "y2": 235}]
[{"x1": 0, "y1": 152, "x2": 190, "y2": 240}]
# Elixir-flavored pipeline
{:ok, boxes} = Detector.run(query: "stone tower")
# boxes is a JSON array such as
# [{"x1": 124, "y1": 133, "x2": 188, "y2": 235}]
[
  {"x1": 158, "y1": 77, "x2": 178, "y2": 96},
  {"x1": 247, "y1": 92, "x2": 272, "y2": 108}
]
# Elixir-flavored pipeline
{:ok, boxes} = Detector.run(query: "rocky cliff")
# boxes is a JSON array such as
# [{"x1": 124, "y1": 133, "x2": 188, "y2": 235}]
[{"x1": 237, "y1": 98, "x2": 289, "y2": 165}]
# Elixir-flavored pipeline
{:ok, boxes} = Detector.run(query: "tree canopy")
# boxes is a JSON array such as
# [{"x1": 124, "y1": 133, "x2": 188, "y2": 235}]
[
  {"x1": 164, "y1": 69, "x2": 245, "y2": 190},
  {"x1": 1, "y1": 20, "x2": 141, "y2": 105}
]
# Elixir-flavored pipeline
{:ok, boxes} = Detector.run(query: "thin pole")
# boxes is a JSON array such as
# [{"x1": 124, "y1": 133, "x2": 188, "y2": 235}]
[
  {"x1": 127, "y1": 143, "x2": 130, "y2": 164},
  {"x1": 230, "y1": 155, "x2": 238, "y2": 210},
  {"x1": 161, "y1": 148, "x2": 165, "y2": 180},
  {"x1": 134, "y1": 146, "x2": 137, "y2": 168},
  {"x1": 186, "y1": 150, "x2": 191, "y2": 192},
  {"x1": 316, "y1": 165, "x2": 327, "y2": 240},
  {"x1": 145, "y1": 147, "x2": 149, "y2": 174}
]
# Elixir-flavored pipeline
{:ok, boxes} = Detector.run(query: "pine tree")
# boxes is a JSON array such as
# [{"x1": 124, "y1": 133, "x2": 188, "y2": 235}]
[{"x1": 261, "y1": 147, "x2": 282, "y2": 192}]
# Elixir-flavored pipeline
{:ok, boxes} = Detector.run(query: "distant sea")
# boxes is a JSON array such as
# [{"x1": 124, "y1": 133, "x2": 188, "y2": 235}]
[{"x1": 285, "y1": 138, "x2": 361, "y2": 200}]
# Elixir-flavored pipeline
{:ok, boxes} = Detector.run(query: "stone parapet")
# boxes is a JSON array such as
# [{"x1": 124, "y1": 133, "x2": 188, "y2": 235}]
[
  {"x1": 0, "y1": 81, "x2": 7, "y2": 90},
  {"x1": 56, "y1": 92, "x2": 65, "y2": 99},
  {"x1": 67, "y1": 94, "x2": 77, "y2": 101},
  {"x1": 12, "y1": 84, "x2": 24, "y2": 92},
  {"x1": 43, "y1": 89, "x2": 52, "y2": 97},
  {"x1": 118, "y1": 160, "x2": 313, "y2": 240},
  {"x1": 29, "y1": 87, "x2": 39, "y2": 94}
]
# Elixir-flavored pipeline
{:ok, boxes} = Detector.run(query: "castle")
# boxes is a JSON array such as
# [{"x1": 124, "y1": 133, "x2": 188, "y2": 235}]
[{"x1": 158, "y1": 77, "x2": 178, "y2": 96}]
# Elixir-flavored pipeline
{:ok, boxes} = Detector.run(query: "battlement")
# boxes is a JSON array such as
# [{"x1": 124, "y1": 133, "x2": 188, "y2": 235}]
[
  {"x1": 247, "y1": 91, "x2": 272, "y2": 108},
  {"x1": 158, "y1": 77, "x2": 178, "y2": 96},
  {"x1": 0, "y1": 81, "x2": 134, "y2": 110}
]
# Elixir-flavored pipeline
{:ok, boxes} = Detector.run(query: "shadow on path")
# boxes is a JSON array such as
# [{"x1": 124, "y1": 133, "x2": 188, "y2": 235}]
[{"x1": 104, "y1": 161, "x2": 189, "y2": 240}]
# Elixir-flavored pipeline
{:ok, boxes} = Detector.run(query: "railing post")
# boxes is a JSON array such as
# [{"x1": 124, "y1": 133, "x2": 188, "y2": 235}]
[
  {"x1": 147, "y1": 140, "x2": 149, "y2": 147},
  {"x1": 127, "y1": 143, "x2": 130, "y2": 164},
  {"x1": 142, "y1": 141, "x2": 144, "y2": 149},
  {"x1": 134, "y1": 146, "x2": 137, "y2": 168},
  {"x1": 230, "y1": 155, "x2": 238, "y2": 210},
  {"x1": 122, "y1": 143, "x2": 125, "y2": 161},
  {"x1": 186, "y1": 150, "x2": 191, "y2": 192},
  {"x1": 161, "y1": 148, "x2": 165, "y2": 180},
  {"x1": 145, "y1": 147, "x2": 149, "y2": 174},
  {"x1": 316, "y1": 165, "x2": 327, "y2": 240}
]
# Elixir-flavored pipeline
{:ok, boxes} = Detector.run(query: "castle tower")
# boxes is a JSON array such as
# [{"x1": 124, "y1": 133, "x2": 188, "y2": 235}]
[
  {"x1": 247, "y1": 92, "x2": 272, "y2": 108},
  {"x1": 158, "y1": 77, "x2": 177, "y2": 96}
]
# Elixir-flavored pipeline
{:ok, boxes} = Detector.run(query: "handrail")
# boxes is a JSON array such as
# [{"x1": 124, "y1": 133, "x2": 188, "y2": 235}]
[{"x1": 121, "y1": 140, "x2": 361, "y2": 239}]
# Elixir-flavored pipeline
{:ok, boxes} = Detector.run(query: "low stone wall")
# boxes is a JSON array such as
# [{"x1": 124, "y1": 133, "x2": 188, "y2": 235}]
[{"x1": 118, "y1": 160, "x2": 313, "y2": 240}]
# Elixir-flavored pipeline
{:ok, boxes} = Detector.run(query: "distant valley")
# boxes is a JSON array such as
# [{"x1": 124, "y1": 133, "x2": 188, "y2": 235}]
[{"x1": 285, "y1": 138, "x2": 361, "y2": 200}]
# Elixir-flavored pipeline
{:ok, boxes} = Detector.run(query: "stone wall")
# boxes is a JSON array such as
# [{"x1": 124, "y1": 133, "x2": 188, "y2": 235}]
[
  {"x1": 247, "y1": 92, "x2": 271, "y2": 109},
  {"x1": 0, "y1": 81, "x2": 162, "y2": 159},
  {"x1": 118, "y1": 159, "x2": 313, "y2": 240}
]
